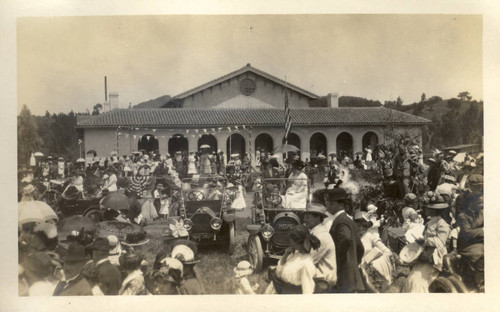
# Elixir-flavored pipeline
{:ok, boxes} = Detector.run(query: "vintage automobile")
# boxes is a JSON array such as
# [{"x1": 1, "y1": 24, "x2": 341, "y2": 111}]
[
  {"x1": 246, "y1": 177, "x2": 310, "y2": 272},
  {"x1": 172, "y1": 176, "x2": 236, "y2": 254},
  {"x1": 429, "y1": 252, "x2": 482, "y2": 293}
]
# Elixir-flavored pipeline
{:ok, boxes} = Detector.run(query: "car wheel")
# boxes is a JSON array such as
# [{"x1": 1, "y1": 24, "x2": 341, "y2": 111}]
[
  {"x1": 429, "y1": 276, "x2": 457, "y2": 293},
  {"x1": 247, "y1": 234, "x2": 263, "y2": 273},
  {"x1": 447, "y1": 275, "x2": 469, "y2": 293},
  {"x1": 227, "y1": 222, "x2": 235, "y2": 255}
]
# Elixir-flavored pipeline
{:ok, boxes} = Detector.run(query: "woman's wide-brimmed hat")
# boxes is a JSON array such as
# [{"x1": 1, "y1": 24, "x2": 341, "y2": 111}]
[
  {"x1": 426, "y1": 203, "x2": 449, "y2": 210},
  {"x1": 304, "y1": 203, "x2": 328, "y2": 219},
  {"x1": 233, "y1": 260, "x2": 253, "y2": 277},
  {"x1": 171, "y1": 240, "x2": 200, "y2": 265},
  {"x1": 399, "y1": 242, "x2": 423, "y2": 264},
  {"x1": 292, "y1": 159, "x2": 305, "y2": 170}
]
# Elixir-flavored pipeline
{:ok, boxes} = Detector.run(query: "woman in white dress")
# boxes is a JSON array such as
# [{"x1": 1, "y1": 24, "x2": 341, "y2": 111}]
[
  {"x1": 187, "y1": 152, "x2": 198, "y2": 175},
  {"x1": 283, "y1": 160, "x2": 308, "y2": 209},
  {"x1": 265, "y1": 225, "x2": 320, "y2": 294},
  {"x1": 404, "y1": 201, "x2": 451, "y2": 292}
]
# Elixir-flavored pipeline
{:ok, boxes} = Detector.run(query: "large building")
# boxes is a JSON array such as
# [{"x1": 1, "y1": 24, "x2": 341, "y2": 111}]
[{"x1": 77, "y1": 64, "x2": 431, "y2": 162}]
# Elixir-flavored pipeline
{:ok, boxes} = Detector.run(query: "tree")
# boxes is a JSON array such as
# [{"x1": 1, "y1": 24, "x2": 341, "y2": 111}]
[
  {"x1": 421, "y1": 93, "x2": 426, "y2": 102},
  {"x1": 457, "y1": 91, "x2": 471, "y2": 102},
  {"x1": 92, "y1": 103, "x2": 103, "y2": 115},
  {"x1": 18, "y1": 105, "x2": 43, "y2": 166},
  {"x1": 447, "y1": 98, "x2": 462, "y2": 110}
]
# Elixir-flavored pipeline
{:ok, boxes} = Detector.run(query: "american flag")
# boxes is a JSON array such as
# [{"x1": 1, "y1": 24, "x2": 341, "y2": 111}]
[{"x1": 284, "y1": 90, "x2": 292, "y2": 142}]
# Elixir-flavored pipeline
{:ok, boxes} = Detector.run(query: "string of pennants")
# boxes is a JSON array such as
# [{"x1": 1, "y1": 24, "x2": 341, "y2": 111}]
[{"x1": 116, "y1": 125, "x2": 251, "y2": 141}]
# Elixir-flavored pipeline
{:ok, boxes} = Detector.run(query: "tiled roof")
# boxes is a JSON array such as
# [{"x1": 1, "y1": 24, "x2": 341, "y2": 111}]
[
  {"x1": 172, "y1": 64, "x2": 320, "y2": 100},
  {"x1": 76, "y1": 107, "x2": 431, "y2": 128}
]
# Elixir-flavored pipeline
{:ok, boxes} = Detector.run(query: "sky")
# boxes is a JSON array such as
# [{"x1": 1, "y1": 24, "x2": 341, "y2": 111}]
[{"x1": 17, "y1": 14, "x2": 483, "y2": 115}]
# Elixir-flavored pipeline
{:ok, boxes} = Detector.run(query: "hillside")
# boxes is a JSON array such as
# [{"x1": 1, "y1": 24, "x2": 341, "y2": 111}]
[
  {"x1": 133, "y1": 95, "x2": 171, "y2": 108},
  {"x1": 402, "y1": 99, "x2": 483, "y2": 121}
]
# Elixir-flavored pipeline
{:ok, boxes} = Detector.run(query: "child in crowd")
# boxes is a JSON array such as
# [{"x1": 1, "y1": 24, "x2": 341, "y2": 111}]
[{"x1": 233, "y1": 261, "x2": 258, "y2": 294}]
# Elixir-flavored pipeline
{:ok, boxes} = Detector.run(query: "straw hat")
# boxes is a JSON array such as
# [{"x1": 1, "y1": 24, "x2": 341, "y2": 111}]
[
  {"x1": 107, "y1": 235, "x2": 122, "y2": 255},
  {"x1": 233, "y1": 260, "x2": 253, "y2": 277},
  {"x1": 399, "y1": 242, "x2": 423, "y2": 264},
  {"x1": 304, "y1": 203, "x2": 328, "y2": 219},
  {"x1": 171, "y1": 243, "x2": 200, "y2": 265}
]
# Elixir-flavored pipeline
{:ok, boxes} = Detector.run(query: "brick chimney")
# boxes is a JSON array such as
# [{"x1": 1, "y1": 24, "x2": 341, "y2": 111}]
[{"x1": 326, "y1": 93, "x2": 339, "y2": 108}]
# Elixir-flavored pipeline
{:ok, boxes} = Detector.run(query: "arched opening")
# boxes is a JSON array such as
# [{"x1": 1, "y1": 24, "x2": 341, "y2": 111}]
[
  {"x1": 309, "y1": 132, "x2": 327, "y2": 159},
  {"x1": 138, "y1": 134, "x2": 159, "y2": 154},
  {"x1": 283, "y1": 132, "x2": 301, "y2": 159},
  {"x1": 362, "y1": 131, "x2": 378, "y2": 151},
  {"x1": 168, "y1": 134, "x2": 188, "y2": 155},
  {"x1": 226, "y1": 133, "x2": 246, "y2": 159},
  {"x1": 198, "y1": 134, "x2": 217, "y2": 153},
  {"x1": 336, "y1": 132, "x2": 353, "y2": 159},
  {"x1": 255, "y1": 133, "x2": 274, "y2": 154}
]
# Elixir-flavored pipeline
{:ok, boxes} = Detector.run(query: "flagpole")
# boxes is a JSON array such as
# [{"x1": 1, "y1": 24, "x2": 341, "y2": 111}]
[{"x1": 284, "y1": 76, "x2": 288, "y2": 161}]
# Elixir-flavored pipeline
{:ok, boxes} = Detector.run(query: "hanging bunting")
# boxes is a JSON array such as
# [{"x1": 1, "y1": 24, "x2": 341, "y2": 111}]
[
  {"x1": 133, "y1": 135, "x2": 137, "y2": 139},
  {"x1": 203, "y1": 129, "x2": 207, "y2": 134},
  {"x1": 147, "y1": 135, "x2": 151, "y2": 141},
  {"x1": 211, "y1": 128, "x2": 216, "y2": 132},
  {"x1": 186, "y1": 129, "x2": 190, "y2": 134},
  {"x1": 227, "y1": 127, "x2": 231, "y2": 131},
  {"x1": 135, "y1": 128, "x2": 139, "y2": 131},
  {"x1": 235, "y1": 126, "x2": 239, "y2": 130},
  {"x1": 152, "y1": 129, "x2": 157, "y2": 133},
  {"x1": 194, "y1": 129, "x2": 199, "y2": 134},
  {"x1": 242, "y1": 125, "x2": 246, "y2": 130},
  {"x1": 218, "y1": 127, "x2": 223, "y2": 132}
]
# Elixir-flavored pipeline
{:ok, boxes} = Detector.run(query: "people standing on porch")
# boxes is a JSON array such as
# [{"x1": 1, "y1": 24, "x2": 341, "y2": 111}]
[
  {"x1": 187, "y1": 152, "x2": 198, "y2": 175},
  {"x1": 218, "y1": 151, "x2": 226, "y2": 176},
  {"x1": 199, "y1": 151, "x2": 211, "y2": 175},
  {"x1": 210, "y1": 152, "x2": 217, "y2": 174}
]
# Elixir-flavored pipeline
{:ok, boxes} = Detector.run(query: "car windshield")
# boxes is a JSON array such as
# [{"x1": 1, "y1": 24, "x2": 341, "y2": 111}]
[
  {"x1": 181, "y1": 176, "x2": 225, "y2": 201},
  {"x1": 258, "y1": 177, "x2": 310, "y2": 210}
]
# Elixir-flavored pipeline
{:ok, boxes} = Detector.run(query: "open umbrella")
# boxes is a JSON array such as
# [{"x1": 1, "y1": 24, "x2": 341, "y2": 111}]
[
  {"x1": 19, "y1": 201, "x2": 58, "y2": 225},
  {"x1": 76, "y1": 158, "x2": 86, "y2": 163},
  {"x1": 273, "y1": 144, "x2": 300, "y2": 154},
  {"x1": 33, "y1": 152, "x2": 44, "y2": 157},
  {"x1": 86, "y1": 150, "x2": 97, "y2": 155},
  {"x1": 100, "y1": 192, "x2": 131, "y2": 211},
  {"x1": 200, "y1": 144, "x2": 211, "y2": 149},
  {"x1": 317, "y1": 154, "x2": 327, "y2": 160}
]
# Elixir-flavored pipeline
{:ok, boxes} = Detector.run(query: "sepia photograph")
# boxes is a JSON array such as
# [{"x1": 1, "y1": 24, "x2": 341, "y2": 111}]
[{"x1": 3, "y1": 1, "x2": 499, "y2": 310}]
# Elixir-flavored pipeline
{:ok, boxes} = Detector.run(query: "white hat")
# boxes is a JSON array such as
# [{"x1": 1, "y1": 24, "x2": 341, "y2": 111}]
[
  {"x1": 234, "y1": 260, "x2": 253, "y2": 277},
  {"x1": 107, "y1": 235, "x2": 122, "y2": 255},
  {"x1": 399, "y1": 242, "x2": 423, "y2": 264}
]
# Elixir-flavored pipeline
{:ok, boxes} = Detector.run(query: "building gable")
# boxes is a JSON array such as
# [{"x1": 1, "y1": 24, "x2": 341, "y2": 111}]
[{"x1": 165, "y1": 64, "x2": 319, "y2": 109}]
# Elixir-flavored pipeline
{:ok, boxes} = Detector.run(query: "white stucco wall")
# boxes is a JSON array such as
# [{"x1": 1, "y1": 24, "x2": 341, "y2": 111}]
[
  {"x1": 182, "y1": 72, "x2": 311, "y2": 109},
  {"x1": 83, "y1": 125, "x2": 423, "y2": 164}
]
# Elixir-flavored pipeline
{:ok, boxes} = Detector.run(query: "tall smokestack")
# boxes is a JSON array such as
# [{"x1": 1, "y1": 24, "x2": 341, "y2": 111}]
[{"x1": 104, "y1": 76, "x2": 108, "y2": 102}]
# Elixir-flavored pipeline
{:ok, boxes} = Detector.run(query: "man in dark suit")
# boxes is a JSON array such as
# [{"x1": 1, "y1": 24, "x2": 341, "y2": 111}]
[
  {"x1": 89, "y1": 237, "x2": 123, "y2": 295},
  {"x1": 53, "y1": 244, "x2": 93, "y2": 296},
  {"x1": 324, "y1": 187, "x2": 365, "y2": 293}
]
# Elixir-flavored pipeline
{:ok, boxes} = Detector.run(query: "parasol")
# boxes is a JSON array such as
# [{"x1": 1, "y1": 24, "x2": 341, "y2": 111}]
[
  {"x1": 200, "y1": 144, "x2": 211, "y2": 149},
  {"x1": 100, "y1": 192, "x2": 131, "y2": 211},
  {"x1": 76, "y1": 158, "x2": 86, "y2": 163},
  {"x1": 273, "y1": 144, "x2": 300, "y2": 154},
  {"x1": 317, "y1": 154, "x2": 327, "y2": 160},
  {"x1": 18, "y1": 201, "x2": 58, "y2": 225},
  {"x1": 86, "y1": 150, "x2": 97, "y2": 155},
  {"x1": 230, "y1": 153, "x2": 240, "y2": 158},
  {"x1": 33, "y1": 152, "x2": 44, "y2": 157}
]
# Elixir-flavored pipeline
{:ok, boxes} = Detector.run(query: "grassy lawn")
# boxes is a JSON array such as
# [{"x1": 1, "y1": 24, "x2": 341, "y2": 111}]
[{"x1": 138, "y1": 208, "x2": 271, "y2": 294}]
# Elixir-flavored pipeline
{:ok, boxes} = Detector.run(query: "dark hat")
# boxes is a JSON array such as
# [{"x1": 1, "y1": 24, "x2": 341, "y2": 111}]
[
  {"x1": 268, "y1": 157, "x2": 279, "y2": 168},
  {"x1": 62, "y1": 244, "x2": 88, "y2": 263},
  {"x1": 426, "y1": 203, "x2": 449, "y2": 210},
  {"x1": 326, "y1": 187, "x2": 348, "y2": 201},
  {"x1": 304, "y1": 203, "x2": 328, "y2": 218},
  {"x1": 24, "y1": 252, "x2": 53, "y2": 277},
  {"x1": 88, "y1": 237, "x2": 111, "y2": 252},
  {"x1": 292, "y1": 159, "x2": 305, "y2": 170}
]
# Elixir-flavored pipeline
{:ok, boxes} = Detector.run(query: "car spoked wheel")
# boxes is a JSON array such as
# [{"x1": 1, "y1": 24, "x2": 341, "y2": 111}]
[
  {"x1": 227, "y1": 222, "x2": 235, "y2": 255},
  {"x1": 247, "y1": 234, "x2": 263, "y2": 272}
]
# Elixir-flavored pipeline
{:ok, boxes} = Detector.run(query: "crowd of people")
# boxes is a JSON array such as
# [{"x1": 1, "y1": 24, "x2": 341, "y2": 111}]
[{"x1": 18, "y1": 137, "x2": 484, "y2": 295}]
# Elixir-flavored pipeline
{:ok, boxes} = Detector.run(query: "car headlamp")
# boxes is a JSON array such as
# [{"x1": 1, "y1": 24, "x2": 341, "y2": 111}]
[
  {"x1": 261, "y1": 224, "x2": 274, "y2": 241},
  {"x1": 210, "y1": 217, "x2": 222, "y2": 230},
  {"x1": 183, "y1": 219, "x2": 193, "y2": 231}
]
